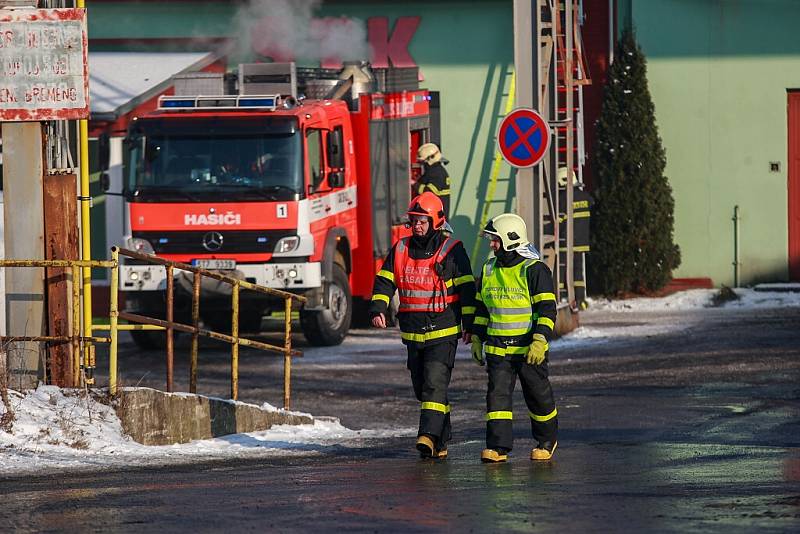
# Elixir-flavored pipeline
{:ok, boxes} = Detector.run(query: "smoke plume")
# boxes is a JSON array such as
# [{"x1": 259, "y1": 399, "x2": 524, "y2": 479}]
[{"x1": 227, "y1": 0, "x2": 371, "y2": 64}]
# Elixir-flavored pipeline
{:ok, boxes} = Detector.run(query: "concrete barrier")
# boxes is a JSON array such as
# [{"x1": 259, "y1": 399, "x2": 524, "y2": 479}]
[{"x1": 114, "y1": 388, "x2": 313, "y2": 445}]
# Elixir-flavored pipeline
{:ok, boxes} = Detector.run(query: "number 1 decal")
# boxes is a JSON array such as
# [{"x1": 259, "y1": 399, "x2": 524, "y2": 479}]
[{"x1": 276, "y1": 204, "x2": 288, "y2": 218}]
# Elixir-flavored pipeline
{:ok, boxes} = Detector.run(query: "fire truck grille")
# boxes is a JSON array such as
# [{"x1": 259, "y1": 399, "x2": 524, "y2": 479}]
[{"x1": 133, "y1": 230, "x2": 295, "y2": 255}]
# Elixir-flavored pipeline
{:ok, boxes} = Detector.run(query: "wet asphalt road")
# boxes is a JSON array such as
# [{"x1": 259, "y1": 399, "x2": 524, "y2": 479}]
[{"x1": 2, "y1": 304, "x2": 800, "y2": 532}]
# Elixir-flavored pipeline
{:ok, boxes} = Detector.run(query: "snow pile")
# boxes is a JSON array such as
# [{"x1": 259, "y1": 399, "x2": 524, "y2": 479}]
[
  {"x1": 725, "y1": 288, "x2": 800, "y2": 308},
  {"x1": 553, "y1": 288, "x2": 800, "y2": 349},
  {"x1": 587, "y1": 289, "x2": 714, "y2": 311},
  {"x1": 588, "y1": 288, "x2": 800, "y2": 312},
  {"x1": 0, "y1": 386, "x2": 412, "y2": 476}
]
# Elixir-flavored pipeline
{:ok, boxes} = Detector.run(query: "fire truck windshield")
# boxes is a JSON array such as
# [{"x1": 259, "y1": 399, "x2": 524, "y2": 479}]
[{"x1": 126, "y1": 125, "x2": 302, "y2": 202}]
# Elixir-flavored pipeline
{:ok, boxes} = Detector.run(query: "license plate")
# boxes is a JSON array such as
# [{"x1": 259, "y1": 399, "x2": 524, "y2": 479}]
[{"x1": 192, "y1": 259, "x2": 236, "y2": 270}]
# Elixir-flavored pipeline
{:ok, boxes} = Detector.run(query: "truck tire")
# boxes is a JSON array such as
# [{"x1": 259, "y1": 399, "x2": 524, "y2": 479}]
[
  {"x1": 203, "y1": 306, "x2": 264, "y2": 334},
  {"x1": 300, "y1": 264, "x2": 351, "y2": 346}
]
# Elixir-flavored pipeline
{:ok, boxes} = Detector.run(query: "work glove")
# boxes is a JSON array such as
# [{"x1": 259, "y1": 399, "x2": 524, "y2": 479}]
[
  {"x1": 471, "y1": 338, "x2": 485, "y2": 366},
  {"x1": 526, "y1": 334, "x2": 548, "y2": 365}
]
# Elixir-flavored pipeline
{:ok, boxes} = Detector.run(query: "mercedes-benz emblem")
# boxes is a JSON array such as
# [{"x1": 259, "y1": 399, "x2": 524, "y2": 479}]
[{"x1": 202, "y1": 231, "x2": 224, "y2": 251}]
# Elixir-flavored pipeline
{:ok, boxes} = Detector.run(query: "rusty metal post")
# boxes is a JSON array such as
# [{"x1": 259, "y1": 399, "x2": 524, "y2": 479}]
[
  {"x1": 71, "y1": 264, "x2": 81, "y2": 386},
  {"x1": 231, "y1": 281, "x2": 240, "y2": 400},
  {"x1": 166, "y1": 265, "x2": 174, "y2": 393},
  {"x1": 190, "y1": 271, "x2": 200, "y2": 394},
  {"x1": 43, "y1": 173, "x2": 79, "y2": 387},
  {"x1": 284, "y1": 297, "x2": 292, "y2": 409},
  {"x1": 109, "y1": 248, "x2": 119, "y2": 395}
]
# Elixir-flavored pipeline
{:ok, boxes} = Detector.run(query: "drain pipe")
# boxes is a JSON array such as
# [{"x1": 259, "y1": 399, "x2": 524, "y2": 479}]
[{"x1": 732, "y1": 205, "x2": 740, "y2": 287}]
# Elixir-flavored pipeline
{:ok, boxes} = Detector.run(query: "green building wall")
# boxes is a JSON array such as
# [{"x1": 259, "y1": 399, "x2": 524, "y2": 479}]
[
  {"x1": 625, "y1": 0, "x2": 799, "y2": 285},
  {"x1": 87, "y1": 0, "x2": 796, "y2": 289},
  {"x1": 88, "y1": 1, "x2": 517, "y2": 270}
]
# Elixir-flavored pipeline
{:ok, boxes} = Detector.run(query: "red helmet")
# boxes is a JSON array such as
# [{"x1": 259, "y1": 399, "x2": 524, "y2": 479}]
[{"x1": 407, "y1": 192, "x2": 446, "y2": 230}]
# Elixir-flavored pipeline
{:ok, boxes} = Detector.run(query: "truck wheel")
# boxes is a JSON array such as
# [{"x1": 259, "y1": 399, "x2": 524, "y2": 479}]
[
  {"x1": 203, "y1": 306, "x2": 264, "y2": 334},
  {"x1": 300, "y1": 264, "x2": 351, "y2": 346}
]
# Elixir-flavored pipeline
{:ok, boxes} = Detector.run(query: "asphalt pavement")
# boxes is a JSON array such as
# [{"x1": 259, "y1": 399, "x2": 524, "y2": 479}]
[{"x1": 2, "y1": 305, "x2": 799, "y2": 532}]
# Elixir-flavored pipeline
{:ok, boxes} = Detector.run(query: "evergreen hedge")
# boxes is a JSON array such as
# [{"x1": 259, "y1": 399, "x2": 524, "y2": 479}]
[{"x1": 589, "y1": 29, "x2": 681, "y2": 296}]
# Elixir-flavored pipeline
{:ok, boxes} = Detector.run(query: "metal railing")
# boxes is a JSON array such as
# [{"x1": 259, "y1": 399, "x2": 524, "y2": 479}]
[
  {"x1": 0, "y1": 259, "x2": 115, "y2": 387},
  {"x1": 104, "y1": 247, "x2": 305, "y2": 405},
  {"x1": 0, "y1": 249, "x2": 304, "y2": 408}
]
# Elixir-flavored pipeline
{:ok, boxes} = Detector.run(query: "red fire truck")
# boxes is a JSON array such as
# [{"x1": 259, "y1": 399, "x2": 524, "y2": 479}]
[{"x1": 119, "y1": 62, "x2": 437, "y2": 348}]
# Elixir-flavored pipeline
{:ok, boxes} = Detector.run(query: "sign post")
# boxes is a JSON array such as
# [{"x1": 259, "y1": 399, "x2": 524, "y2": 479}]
[{"x1": 1, "y1": 7, "x2": 88, "y2": 389}]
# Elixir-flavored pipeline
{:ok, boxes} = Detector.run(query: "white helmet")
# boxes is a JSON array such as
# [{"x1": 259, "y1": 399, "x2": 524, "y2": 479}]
[
  {"x1": 417, "y1": 143, "x2": 442, "y2": 165},
  {"x1": 557, "y1": 166, "x2": 577, "y2": 187},
  {"x1": 482, "y1": 213, "x2": 529, "y2": 251}
]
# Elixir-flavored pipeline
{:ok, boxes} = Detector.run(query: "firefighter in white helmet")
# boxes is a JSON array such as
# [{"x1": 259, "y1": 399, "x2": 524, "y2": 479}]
[
  {"x1": 469, "y1": 213, "x2": 559, "y2": 463},
  {"x1": 415, "y1": 143, "x2": 451, "y2": 218}
]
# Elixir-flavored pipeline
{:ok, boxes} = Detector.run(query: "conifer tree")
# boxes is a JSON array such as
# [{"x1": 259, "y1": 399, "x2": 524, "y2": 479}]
[{"x1": 589, "y1": 29, "x2": 680, "y2": 296}]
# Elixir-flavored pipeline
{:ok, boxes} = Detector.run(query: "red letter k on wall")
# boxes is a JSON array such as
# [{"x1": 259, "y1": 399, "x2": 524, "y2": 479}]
[{"x1": 368, "y1": 16, "x2": 420, "y2": 69}]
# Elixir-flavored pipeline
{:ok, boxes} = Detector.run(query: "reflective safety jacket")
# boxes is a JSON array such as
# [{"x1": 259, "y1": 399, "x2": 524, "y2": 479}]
[
  {"x1": 395, "y1": 237, "x2": 460, "y2": 313},
  {"x1": 471, "y1": 254, "x2": 557, "y2": 357},
  {"x1": 416, "y1": 163, "x2": 451, "y2": 218},
  {"x1": 369, "y1": 231, "x2": 475, "y2": 347}
]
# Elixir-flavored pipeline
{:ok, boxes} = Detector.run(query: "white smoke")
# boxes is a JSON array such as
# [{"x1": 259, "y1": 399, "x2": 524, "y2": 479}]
[{"x1": 226, "y1": 0, "x2": 371, "y2": 64}]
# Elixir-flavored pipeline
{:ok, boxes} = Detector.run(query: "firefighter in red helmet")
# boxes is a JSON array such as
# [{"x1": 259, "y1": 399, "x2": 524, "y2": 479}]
[{"x1": 370, "y1": 192, "x2": 476, "y2": 459}]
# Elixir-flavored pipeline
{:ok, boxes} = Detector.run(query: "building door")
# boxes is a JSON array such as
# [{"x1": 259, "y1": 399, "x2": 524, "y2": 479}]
[{"x1": 788, "y1": 92, "x2": 800, "y2": 280}]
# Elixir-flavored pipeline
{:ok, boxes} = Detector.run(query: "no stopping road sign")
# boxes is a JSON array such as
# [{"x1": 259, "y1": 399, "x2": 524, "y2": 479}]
[{"x1": 497, "y1": 108, "x2": 551, "y2": 168}]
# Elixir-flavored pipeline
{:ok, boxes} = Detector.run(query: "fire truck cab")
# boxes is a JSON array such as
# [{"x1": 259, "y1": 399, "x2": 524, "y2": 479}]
[{"x1": 120, "y1": 62, "x2": 435, "y2": 348}]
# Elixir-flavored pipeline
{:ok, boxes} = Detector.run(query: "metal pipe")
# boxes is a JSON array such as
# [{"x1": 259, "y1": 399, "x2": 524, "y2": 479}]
[
  {"x1": 231, "y1": 282, "x2": 240, "y2": 400},
  {"x1": 0, "y1": 259, "x2": 115, "y2": 268},
  {"x1": 190, "y1": 272, "x2": 201, "y2": 394},
  {"x1": 566, "y1": 0, "x2": 576, "y2": 307},
  {"x1": 284, "y1": 297, "x2": 292, "y2": 409},
  {"x1": 0, "y1": 335, "x2": 109, "y2": 343},
  {"x1": 733, "y1": 205, "x2": 740, "y2": 287},
  {"x1": 109, "y1": 248, "x2": 119, "y2": 395},
  {"x1": 71, "y1": 265, "x2": 81, "y2": 386},
  {"x1": 166, "y1": 265, "x2": 174, "y2": 392},
  {"x1": 93, "y1": 323, "x2": 165, "y2": 331},
  {"x1": 118, "y1": 311, "x2": 301, "y2": 354},
  {"x1": 609, "y1": 0, "x2": 614, "y2": 64},
  {"x1": 78, "y1": 118, "x2": 92, "y2": 382},
  {"x1": 115, "y1": 248, "x2": 306, "y2": 302}
]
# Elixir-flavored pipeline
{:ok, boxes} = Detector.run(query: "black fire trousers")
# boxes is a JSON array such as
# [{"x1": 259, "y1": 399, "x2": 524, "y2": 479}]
[
  {"x1": 485, "y1": 355, "x2": 558, "y2": 452},
  {"x1": 406, "y1": 339, "x2": 457, "y2": 448}
]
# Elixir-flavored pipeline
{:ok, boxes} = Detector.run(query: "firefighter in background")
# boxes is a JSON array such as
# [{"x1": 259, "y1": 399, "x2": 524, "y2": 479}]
[
  {"x1": 415, "y1": 143, "x2": 451, "y2": 218},
  {"x1": 370, "y1": 192, "x2": 475, "y2": 459},
  {"x1": 471, "y1": 213, "x2": 559, "y2": 463},
  {"x1": 557, "y1": 167, "x2": 592, "y2": 308}
]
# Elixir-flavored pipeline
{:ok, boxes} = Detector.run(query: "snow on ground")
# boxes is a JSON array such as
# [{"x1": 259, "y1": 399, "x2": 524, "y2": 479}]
[
  {"x1": 2, "y1": 288, "x2": 798, "y2": 476},
  {"x1": 554, "y1": 288, "x2": 800, "y2": 350},
  {"x1": 587, "y1": 287, "x2": 800, "y2": 312},
  {"x1": 0, "y1": 386, "x2": 414, "y2": 477}
]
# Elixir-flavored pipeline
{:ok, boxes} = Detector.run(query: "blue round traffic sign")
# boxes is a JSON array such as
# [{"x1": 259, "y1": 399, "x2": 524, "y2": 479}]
[{"x1": 497, "y1": 108, "x2": 551, "y2": 168}]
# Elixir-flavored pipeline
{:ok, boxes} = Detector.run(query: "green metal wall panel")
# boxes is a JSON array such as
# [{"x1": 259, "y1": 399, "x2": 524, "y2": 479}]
[{"x1": 629, "y1": 0, "x2": 799, "y2": 285}]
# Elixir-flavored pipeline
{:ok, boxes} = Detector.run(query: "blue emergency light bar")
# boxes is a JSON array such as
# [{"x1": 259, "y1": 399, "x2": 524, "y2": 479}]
[{"x1": 158, "y1": 94, "x2": 281, "y2": 111}]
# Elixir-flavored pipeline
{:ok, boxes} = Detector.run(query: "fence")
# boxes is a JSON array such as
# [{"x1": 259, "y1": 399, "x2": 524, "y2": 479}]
[{"x1": 0, "y1": 247, "x2": 304, "y2": 408}]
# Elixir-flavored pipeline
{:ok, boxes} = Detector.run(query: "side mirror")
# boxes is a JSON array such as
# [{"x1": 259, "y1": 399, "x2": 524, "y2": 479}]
[
  {"x1": 98, "y1": 133, "x2": 110, "y2": 172},
  {"x1": 327, "y1": 129, "x2": 344, "y2": 169},
  {"x1": 329, "y1": 171, "x2": 345, "y2": 189},
  {"x1": 100, "y1": 172, "x2": 111, "y2": 192}
]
